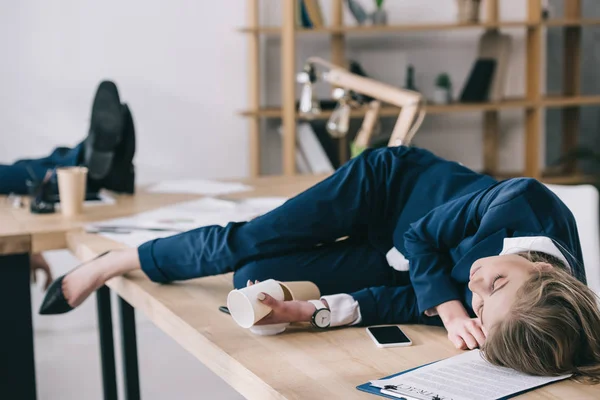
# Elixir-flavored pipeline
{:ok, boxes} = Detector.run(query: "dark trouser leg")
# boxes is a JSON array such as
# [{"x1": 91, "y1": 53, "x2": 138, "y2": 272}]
[
  {"x1": 0, "y1": 145, "x2": 83, "y2": 195},
  {"x1": 232, "y1": 238, "x2": 402, "y2": 294},
  {"x1": 0, "y1": 253, "x2": 37, "y2": 400},
  {"x1": 138, "y1": 149, "x2": 396, "y2": 283}
]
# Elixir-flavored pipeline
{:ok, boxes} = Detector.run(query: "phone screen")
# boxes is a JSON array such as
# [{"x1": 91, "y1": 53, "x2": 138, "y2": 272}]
[{"x1": 368, "y1": 326, "x2": 410, "y2": 344}]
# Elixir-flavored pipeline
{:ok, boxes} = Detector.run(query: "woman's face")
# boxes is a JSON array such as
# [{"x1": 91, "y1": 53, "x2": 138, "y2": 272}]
[{"x1": 469, "y1": 254, "x2": 550, "y2": 330}]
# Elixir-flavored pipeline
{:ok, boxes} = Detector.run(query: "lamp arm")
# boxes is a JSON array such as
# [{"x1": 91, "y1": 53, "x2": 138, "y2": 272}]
[
  {"x1": 307, "y1": 57, "x2": 422, "y2": 107},
  {"x1": 306, "y1": 57, "x2": 426, "y2": 147}
]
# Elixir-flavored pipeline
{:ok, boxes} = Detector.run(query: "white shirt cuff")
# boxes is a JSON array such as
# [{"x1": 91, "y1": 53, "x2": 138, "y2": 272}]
[{"x1": 320, "y1": 293, "x2": 362, "y2": 327}]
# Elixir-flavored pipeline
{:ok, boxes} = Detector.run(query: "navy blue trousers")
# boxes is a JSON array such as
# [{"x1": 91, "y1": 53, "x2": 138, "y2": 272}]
[
  {"x1": 138, "y1": 147, "x2": 421, "y2": 306},
  {"x1": 0, "y1": 145, "x2": 82, "y2": 194}
]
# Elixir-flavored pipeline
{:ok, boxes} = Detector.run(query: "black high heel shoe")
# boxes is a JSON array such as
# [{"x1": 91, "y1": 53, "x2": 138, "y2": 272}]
[{"x1": 39, "y1": 251, "x2": 110, "y2": 315}]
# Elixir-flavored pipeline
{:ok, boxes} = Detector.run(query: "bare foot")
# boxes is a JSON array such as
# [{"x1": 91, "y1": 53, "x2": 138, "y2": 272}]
[
  {"x1": 62, "y1": 255, "x2": 109, "y2": 308},
  {"x1": 61, "y1": 249, "x2": 141, "y2": 308}
]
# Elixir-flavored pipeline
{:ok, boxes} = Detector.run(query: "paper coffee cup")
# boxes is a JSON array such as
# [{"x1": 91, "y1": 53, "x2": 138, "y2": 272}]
[
  {"x1": 227, "y1": 279, "x2": 285, "y2": 328},
  {"x1": 278, "y1": 281, "x2": 320, "y2": 301},
  {"x1": 57, "y1": 167, "x2": 88, "y2": 217}
]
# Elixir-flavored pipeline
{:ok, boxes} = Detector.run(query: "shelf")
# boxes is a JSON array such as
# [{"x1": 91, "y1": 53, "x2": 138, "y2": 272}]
[
  {"x1": 239, "y1": 21, "x2": 532, "y2": 34},
  {"x1": 495, "y1": 172, "x2": 599, "y2": 185},
  {"x1": 239, "y1": 96, "x2": 600, "y2": 119},
  {"x1": 239, "y1": 19, "x2": 600, "y2": 35},
  {"x1": 544, "y1": 18, "x2": 600, "y2": 27},
  {"x1": 541, "y1": 175, "x2": 598, "y2": 185},
  {"x1": 542, "y1": 95, "x2": 600, "y2": 107}
]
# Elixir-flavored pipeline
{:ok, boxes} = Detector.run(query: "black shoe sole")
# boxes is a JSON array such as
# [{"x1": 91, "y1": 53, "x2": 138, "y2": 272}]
[{"x1": 85, "y1": 81, "x2": 124, "y2": 180}]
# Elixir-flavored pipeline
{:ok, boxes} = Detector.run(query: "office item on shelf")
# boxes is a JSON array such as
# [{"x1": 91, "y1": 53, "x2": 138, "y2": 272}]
[
  {"x1": 297, "y1": 57, "x2": 425, "y2": 148},
  {"x1": 297, "y1": 63, "x2": 321, "y2": 119},
  {"x1": 303, "y1": 0, "x2": 324, "y2": 28},
  {"x1": 297, "y1": 123, "x2": 335, "y2": 173},
  {"x1": 455, "y1": 0, "x2": 482, "y2": 23},
  {"x1": 478, "y1": 30, "x2": 512, "y2": 102},
  {"x1": 308, "y1": 122, "x2": 343, "y2": 169},
  {"x1": 404, "y1": 65, "x2": 418, "y2": 92},
  {"x1": 433, "y1": 73, "x2": 453, "y2": 104},
  {"x1": 296, "y1": 0, "x2": 303, "y2": 27},
  {"x1": 147, "y1": 179, "x2": 252, "y2": 195},
  {"x1": 459, "y1": 59, "x2": 496, "y2": 102},
  {"x1": 295, "y1": 145, "x2": 312, "y2": 173},
  {"x1": 278, "y1": 124, "x2": 311, "y2": 173},
  {"x1": 358, "y1": 350, "x2": 570, "y2": 400},
  {"x1": 352, "y1": 100, "x2": 381, "y2": 158},
  {"x1": 326, "y1": 88, "x2": 352, "y2": 138},
  {"x1": 541, "y1": 0, "x2": 551, "y2": 20},
  {"x1": 371, "y1": 0, "x2": 387, "y2": 25},
  {"x1": 278, "y1": 124, "x2": 334, "y2": 174},
  {"x1": 346, "y1": 0, "x2": 368, "y2": 24},
  {"x1": 300, "y1": 0, "x2": 313, "y2": 28}
]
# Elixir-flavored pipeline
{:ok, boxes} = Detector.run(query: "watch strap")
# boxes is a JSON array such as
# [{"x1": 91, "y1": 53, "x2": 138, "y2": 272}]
[{"x1": 308, "y1": 299, "x2": 328, "y2": 311}]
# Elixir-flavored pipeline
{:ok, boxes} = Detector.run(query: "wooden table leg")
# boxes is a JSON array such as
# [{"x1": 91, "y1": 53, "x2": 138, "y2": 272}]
[
  {"x1": 96, "y1": 285, "x2": 118, "y2": 400},
  {"x1": 119, "y1": 296, "x2": 141, "y2": 400},
  {"x1": 0, "y1": 253, "x2": 37, "y2": 400}
]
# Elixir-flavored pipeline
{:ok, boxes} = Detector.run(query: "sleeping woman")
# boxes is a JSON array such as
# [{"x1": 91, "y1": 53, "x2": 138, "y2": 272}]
[{"x1": 40, "y1": 146, "x2": 600, "y2": 381}]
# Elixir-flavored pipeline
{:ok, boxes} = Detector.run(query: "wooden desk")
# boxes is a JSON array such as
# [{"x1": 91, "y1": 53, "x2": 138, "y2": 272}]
[
  {"x1": 0, "y1": 174, "x2": 323, "y2": 400},
  {"x1": 2, "y1": 175, "x2": 600, "y2": 399}
]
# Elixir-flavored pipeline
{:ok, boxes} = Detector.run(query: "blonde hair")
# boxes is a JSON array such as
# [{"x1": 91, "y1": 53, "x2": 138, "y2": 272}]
[{"x1": 483, "y1": 252, "x2": 600, "y2": 383}]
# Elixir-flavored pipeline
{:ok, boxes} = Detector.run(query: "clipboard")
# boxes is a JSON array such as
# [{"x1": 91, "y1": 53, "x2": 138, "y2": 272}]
[
  {"x1": 356, "y1": 361, "x2": 568, "y2": 400},
  {"x1": 356, "y1": 363, "x2": 436, "y2": 400}
]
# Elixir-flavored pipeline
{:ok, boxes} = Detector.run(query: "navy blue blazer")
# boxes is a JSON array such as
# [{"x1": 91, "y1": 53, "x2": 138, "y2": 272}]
[{"x1": 351, "y1": 147, "x2": 585, "y2": 326}]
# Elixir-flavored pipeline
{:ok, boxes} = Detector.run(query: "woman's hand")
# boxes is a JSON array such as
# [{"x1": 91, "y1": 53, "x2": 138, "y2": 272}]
[
  {"x1": 255, "y1": 293, "x2": 316, "y2": 325},
  {"x1": 247, "y1": 280, "x2": 316, "y2": 325},
  {"x1": 436, "y1": 300, "x2": 486, "y2": 350},
  {"x1": 443, "y1": 315, "x2": 486, "y2": 350}
]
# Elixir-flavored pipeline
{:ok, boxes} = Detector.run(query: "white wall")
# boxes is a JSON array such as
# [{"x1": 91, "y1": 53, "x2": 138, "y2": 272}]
[
  {"x1": 0, "y1": 0, "x2": 248, "y2": 183},
  {"x1": 1, "y1": 1, "x2": 539, "y2": 182}
]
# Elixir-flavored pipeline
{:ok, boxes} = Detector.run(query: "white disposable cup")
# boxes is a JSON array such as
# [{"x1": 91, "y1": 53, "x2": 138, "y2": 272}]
[
  {"x1": 56, "y1": 167, "x2": 88, "y2": 217},
  {"x1": 227, "y1": 279, "x2": 285, "y2": 328}
]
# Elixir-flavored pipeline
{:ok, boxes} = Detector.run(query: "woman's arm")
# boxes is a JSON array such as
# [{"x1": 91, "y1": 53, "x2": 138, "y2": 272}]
[
  {"x1": 403, "y1": 177, "x2": 550, "y2": 315},
  {"x1": 404, "y1": 192, "x2": 482, "y2": 314}
]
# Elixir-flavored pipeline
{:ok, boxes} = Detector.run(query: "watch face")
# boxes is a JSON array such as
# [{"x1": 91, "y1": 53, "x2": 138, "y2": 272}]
[{"x1": 314, "y1": 309, "x2": 331, "y2": 328}]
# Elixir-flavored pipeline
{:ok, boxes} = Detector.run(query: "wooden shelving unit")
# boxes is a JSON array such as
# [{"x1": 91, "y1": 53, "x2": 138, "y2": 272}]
[
  {"x1": 238, "y1": 18, "x2": 600, "y2": 34},
  {"x1": 240, "y1": 96, "x2": 600, "y2": 118},
  {"x1": 241, "y1": 0, "x2": 599, "y2": 184}
]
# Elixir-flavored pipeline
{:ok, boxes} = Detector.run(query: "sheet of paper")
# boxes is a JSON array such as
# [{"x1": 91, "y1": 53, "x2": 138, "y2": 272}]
[
  {"x1": 370, "y1": 350, "x2": 570, "y2": 400},
  {"x1": 146, "y1": 179, "x2": 252, "y2": 195},
  {"x1": 99, "y1": 231, "x2": 176, "y2": 248},
  {"x1": 89, "y1": 197, "x2": 288, "y2": 247}
]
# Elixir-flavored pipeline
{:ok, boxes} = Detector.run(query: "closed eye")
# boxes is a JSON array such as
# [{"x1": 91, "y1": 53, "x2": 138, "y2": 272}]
[
  {"x1": 479, "y1": 275, "x2": 505, "y2": 325},
  {"x1": 490, "y1": 274, "x2": 503, "y2": 292}
]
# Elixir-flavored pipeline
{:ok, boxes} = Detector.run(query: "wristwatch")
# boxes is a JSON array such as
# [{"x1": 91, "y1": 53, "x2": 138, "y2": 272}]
[{"x1": 308, "y1": 300, "x2": 331, "y2": 329}]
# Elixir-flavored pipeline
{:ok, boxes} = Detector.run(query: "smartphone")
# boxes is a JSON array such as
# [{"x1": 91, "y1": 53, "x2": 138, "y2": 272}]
[{"x1": 366, "y1": 325, "x2": 412, "y2": 348}]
